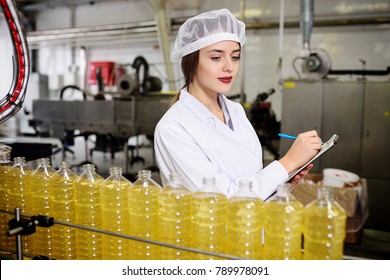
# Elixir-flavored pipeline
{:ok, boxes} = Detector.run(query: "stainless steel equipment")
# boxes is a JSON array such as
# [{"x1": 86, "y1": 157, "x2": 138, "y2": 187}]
[
  {"x1": 31, "y1": 93, "x2": 173, "y2": 171},
  {"x1": 281, "y1": 80, "x2": 390, "y2": 231},
  {"x1": 32, "y1": 94, "x2": 172, "y2": 137}
]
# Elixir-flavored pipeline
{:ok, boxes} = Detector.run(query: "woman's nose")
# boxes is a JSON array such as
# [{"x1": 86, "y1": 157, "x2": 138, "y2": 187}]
[{"x1": 223, "y1": 58, "x2": 234, "y2": 72}]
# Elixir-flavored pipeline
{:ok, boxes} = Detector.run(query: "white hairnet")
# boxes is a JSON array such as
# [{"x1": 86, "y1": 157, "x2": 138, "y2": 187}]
[{"x1": 170, "y1": 8, "x2": 246, "y2": 62}]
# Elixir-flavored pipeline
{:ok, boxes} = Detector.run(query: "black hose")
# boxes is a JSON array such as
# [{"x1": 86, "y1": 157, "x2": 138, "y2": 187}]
[{"x1": 328, "y1": 67, "x2": 390, "y2": 76}]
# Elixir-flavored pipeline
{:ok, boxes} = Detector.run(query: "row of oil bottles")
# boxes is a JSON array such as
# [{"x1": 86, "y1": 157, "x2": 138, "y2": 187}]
[{"x1": 0, "y1": 144, "x2": 347, "y2": 260}]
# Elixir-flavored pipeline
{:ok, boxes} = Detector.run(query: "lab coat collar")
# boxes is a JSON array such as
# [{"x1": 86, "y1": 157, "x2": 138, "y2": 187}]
[{"x1": 179, "y1": 87, "x2": 239, "y2": 121}]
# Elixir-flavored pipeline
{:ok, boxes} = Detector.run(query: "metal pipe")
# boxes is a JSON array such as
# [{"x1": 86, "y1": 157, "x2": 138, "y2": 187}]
[
  {"x1": 15, "y1": 208, "x2": 23, "y2": 260},
  {"x1": 26, "y1": 16, "x2": 390, "y2": 44},
  {"x1": 328, "y1": 67, "x2": 390, "y2": 76},
  {"x1": 239, "y1": 0, "x2": 246, "y2": 104},
  {"x1": 150, "y1": 0, "x2": 176, "y2": 91},
  {"x1": 300, "y1": 0, "x2": 314, "y2": 52}
]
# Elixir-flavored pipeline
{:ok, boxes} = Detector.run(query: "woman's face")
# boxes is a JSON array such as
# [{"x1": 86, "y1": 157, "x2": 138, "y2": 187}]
[{"x1": 194, "y1": 40, "x2": 241, "y2": 94}]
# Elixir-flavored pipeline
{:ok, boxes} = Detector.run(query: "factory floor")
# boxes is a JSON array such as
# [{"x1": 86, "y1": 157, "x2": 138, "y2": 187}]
[{"x1": 50, "y1": 135, "x2": 160, "y2": 183}]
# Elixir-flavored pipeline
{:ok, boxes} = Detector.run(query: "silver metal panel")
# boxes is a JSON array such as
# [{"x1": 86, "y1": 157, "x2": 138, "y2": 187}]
[
  {"x1": 281, "y1": 81, "x2": 323, "y2": 172},
  {"x1": 32, "y1": 94, "x2": 172, "y2": 138},
  {"x1": 135, "y1": 95, "x2": 171, "y2": 136},
  {"x1": 32, "y1": 99, "x2": 77, "y2": 122},
  {"x1": 321, "y1": 82, "x2": 364, "y2": 174},
  {"x1": 361, "y1": 82, "x2": 390, "y2": 179}
]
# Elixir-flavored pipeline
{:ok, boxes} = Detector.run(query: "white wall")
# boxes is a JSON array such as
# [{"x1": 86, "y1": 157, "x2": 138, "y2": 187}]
[{"x1": 2, "y1": 0, "x2": 390, "y2": 122}]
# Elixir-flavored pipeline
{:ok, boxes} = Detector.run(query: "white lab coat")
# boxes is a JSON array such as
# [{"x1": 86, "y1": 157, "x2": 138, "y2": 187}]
[{"x1": 154, "y1": 88, "x2": 288, "y2": 200}]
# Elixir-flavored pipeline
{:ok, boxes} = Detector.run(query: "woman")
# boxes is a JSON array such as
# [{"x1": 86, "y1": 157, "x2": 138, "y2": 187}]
[{"x1": 154, "y1": 8, "x2": 322, "y2": 200}]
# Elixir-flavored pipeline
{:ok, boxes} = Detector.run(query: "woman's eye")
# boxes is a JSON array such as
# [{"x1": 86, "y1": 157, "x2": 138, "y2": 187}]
[
  {"x1": 211, "y1": 57, "x2": 221, "y2": 61},
  {"x1": 232, "y1": 56, "x2": 241, "y2": 61}
]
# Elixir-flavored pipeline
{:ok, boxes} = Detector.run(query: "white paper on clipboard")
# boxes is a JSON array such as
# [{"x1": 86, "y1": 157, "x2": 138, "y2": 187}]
[{"x1": 286, "y1": 134, "x2": 339, "y2": 181}]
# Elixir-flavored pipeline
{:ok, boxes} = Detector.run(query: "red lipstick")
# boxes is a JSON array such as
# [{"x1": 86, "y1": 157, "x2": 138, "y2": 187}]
[{"x1": 218, "y1": 76, "x2": 233, "y2": 84}]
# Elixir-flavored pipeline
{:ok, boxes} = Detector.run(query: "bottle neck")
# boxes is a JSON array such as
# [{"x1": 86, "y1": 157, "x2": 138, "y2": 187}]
[
  {"x1": 109, "y1": 166, "x2": 122, "y2": 177},
  {"x1": 0, "y1": 154, "x2": 11, "y2": 163},
  {"x1": 37, "y1": 157, "x2": 50, "y2": 166},
  {"x1": 199, "y1": 176, "x2": 219, "y2": 193},
  {"x1": 13, "y1": 157, "x2": 26, "y2": 165},
  {"x1": 82, "y1": 163, "x2": 97, "y2": 173},
  {"x1": 317, "y1": 187, "x2": 333, "y2": 200},
  {"x1": 137, "y1": 169, "x2": 152, "y2": 180}
]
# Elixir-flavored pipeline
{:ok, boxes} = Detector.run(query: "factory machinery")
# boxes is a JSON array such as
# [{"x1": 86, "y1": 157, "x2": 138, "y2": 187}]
[
  {"x1": 280, "y1": 0, "x2": 390, "y2": 232},
  {"x1": 30, "y1": 92, "x2": 173, "y2": 172}
]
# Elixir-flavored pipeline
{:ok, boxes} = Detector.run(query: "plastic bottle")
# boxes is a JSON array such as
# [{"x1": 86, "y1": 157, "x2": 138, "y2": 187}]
[
  {"x1": 0, "y1": 145, "x2": 15, "y2": 254},
  {"x1": 25, "y1": 157, "x2": 56, "y2": 258},
  {"x1": 49, "y1": 162, "x2": 78, "y2": 260},
  {"x1": 227, "y1": 180, "x2": 264, "y2": 259},
  {"x1": 158, "y1": 172, "x2": 193, "y2": 260},
  {"x1": 264, "y1": 184, "x2": 304, "y2": 260},
  {"x1": 9, "y1": 156, "x2": 33, "y2": 255},
  {"x1": 128, "y1": 170, "x2": 161, "y2": 260},
  {"x1": 74, "y1": 163, "x2": 104, "y2": 260},
  {"x1": 100, "y1": 166, "x2": 131, "y2": 260},
  {"x1": 303, "y1": 186, "x2": 347, "y2": 260},
  {"x1": 191, "y1": 177, "x2": 228, "y2": 260}
]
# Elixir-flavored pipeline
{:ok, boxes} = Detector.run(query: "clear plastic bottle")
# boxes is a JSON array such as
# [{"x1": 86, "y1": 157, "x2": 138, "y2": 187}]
[
  {"x1": 227, "y1": 180, "x2": 264, "y2": 259},
  {"x1": 0, "y1": 145, "x2": 14, "y2": 254},
  {"x1": 128, "y1": 170, "x2": 161, "y2": 260},
  {"x1": 303, "y1": 187, "x2": 347, "y2": 260},
  {"x1": 100, "y1": 166, "x2": 131, "y2": 260},
  {"x1": 25, "y1": 157, "x2": 56, "y2": 258},
  {"x1": 158, "y1": 172, "x2": 193, "y2": 260},
  {"x1": 264, "y1": 184, "x2": 304, "y2": 260},
  {"x1": 191, "y1": 177, "x2": 228, "y2": 260},
  {"x1": 49, "y1": 162, "x2": 77, "y2": 260},
  {"x1": 9, "y1": 156, "x2": 33, "y2": 255},
  {"x1": 74, "y1": 163, "x2": 104, "y2": 260}
]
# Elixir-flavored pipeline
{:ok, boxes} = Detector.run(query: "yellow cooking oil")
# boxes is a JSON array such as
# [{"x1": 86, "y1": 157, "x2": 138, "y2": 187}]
[
  {"x1": 303, "y1": 186, "x2": 347, "y2": 260},
  {"x1": 25, "y1": 158, "x2": 56, "y2": 258},
  {"x1": 158, "y1": 173, "x2": 193, "y2": 260},
  {"x1": 0, "y1": 145, "x2": 14, "y2": 255},
  {"x1": 49, "y1": 162, "x2": 77, "y2": 260},
  {"x1": 264, "y1": 184, "x2": 304, "y2": 260},
  {"x1": 191, "y1": 177, "x2": 228, "y2": 260},
  {"x1": 74, "y1": 163, "x2": 104, "y2": 260},
  {"x1": 128, "y1": 170, "x2": 161, "y2": 260},
  {"x1": 9, "y1": 156, "x2": 33, "y2": 255},
  {"x1": 100, "y1": 166, "x2": 131, "y2": 260},
  {"x1": 227, "y1": 180, "x2": 264, "y2": 259}
]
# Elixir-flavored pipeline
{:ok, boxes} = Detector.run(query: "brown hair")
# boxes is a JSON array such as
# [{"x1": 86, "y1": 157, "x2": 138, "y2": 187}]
[{"x1": 169, "y1": 50, "x2": 200, "y2": 106}]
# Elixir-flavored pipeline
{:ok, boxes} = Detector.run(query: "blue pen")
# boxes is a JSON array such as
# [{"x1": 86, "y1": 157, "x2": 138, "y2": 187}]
[
  {"x1": 278, "y1": 133, "x2": 297, "y2": 141},
  {"x1": 278, "y1": 133, "x2": 324, "y2": 144}
]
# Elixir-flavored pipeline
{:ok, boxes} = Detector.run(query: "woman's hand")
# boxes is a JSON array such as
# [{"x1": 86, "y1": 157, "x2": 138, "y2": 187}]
[
  {"x1": 288, "y1": 163, "x2": 313, "y2": 191},
  {"x1": 279, "y1": 130, "x2": 322, "y2": 174}
]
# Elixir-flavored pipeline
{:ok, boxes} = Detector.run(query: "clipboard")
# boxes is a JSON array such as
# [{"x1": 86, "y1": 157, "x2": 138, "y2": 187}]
[
  {"x1": 286, "y1": 133, "x2": 339, "y2": 181},
  {"x1": 264, "y1": 134, "x2": 339, "y2": 202}
]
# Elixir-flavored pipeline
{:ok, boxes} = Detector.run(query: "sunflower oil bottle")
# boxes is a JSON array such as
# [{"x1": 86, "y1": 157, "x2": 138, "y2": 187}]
[
  {"x1": 49, "y1": 162, "x2": 77, "y2": 260},
  {"x1": 100, "y1": 166, "x2": 131, "y2": 260},
  {"x1": 158, "y1": 173, "x2": 193, "y2": 260},
  {"x1": 191, "y1": 177, "x2": 228, "y2": 260},
  {"x1": 264, "y1": 184, "x2": 304, "y2": 260},
  {"x1": 8, "y1": 157, "x2": 32, "y2": 213},
  {"x1": 74, "y1": 163, "x2": 104, "y2": 260},
  {"x1": 128, "y1": 170, "x2": 161, "y2": 260},
  {"x1": 0, "y1": 145, "x2": 14, "y2": 254},
  {"x1": 9, "y1": 156, "x2": 33, "y2": 255},
  {"x1": 303, "y1": 187, "x2": 347, "y2": 260},
  {"x1": 25, "y1": 157, "x2": 56, "y2": 258},
  {"x1": 227, "y1": 180, "x2": 264, "y2": 259}
]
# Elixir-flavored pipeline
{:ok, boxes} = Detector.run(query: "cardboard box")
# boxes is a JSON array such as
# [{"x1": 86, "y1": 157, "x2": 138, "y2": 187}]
[{"x1": 294, "y1": 173, "x2": 369, "y2": 244}]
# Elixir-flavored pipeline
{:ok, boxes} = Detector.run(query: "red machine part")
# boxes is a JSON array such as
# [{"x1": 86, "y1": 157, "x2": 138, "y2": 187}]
[{"x1": 0, "y1": 0, "x2": 30, "y2": 124}]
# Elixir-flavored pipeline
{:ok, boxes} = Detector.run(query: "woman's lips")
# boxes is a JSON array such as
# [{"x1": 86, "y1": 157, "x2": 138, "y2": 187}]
[{"x1": 218, "y1": 77, "x2": 232, "y2": 83}]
